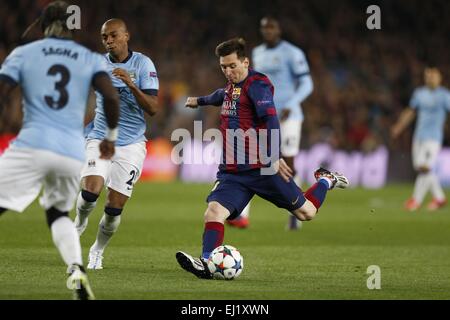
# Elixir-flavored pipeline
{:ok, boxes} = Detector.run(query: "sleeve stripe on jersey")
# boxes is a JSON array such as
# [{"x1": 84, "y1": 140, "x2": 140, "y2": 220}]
[
  {"x1": 142, "y1": 89, "x2": 158, "y2": 96},
  {"x1": 0, "y1": 74, "x2": 18, "y2": 86}
]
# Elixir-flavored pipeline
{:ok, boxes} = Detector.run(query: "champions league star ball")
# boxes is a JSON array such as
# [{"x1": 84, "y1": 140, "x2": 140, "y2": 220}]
[{"x1": 207, "y1": 245, "x2": 244, "y2": 280}]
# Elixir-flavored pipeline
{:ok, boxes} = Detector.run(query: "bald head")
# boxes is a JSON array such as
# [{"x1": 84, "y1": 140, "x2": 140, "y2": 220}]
[
  {"x1": 101, "y1": 18, "x2": 130, "y2": 62},
  {"x1": 102, "y1": 18, "x2": 128, "y2": 33}
]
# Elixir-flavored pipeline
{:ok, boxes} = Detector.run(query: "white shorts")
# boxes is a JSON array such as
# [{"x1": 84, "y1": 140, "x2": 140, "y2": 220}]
[
  {"x1": 0, "y1": 146, "x2": 83, "y2": 213},
  {"x1": 412, "y1": 140, "x2": 441, "y2": 170},
  {"x1": 280, "y1": 120, "x2": 302, "y2": 157},
  {"x1": 81, "y1": 139, "x2": 147, "y2": 197}
]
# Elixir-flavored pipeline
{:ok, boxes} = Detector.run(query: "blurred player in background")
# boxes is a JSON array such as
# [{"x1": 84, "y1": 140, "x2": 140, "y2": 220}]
[
  {"x1": 391, "y1": 66, "x2": 450, "y2": 211},
  {"x1": 74, "y1": 18, "x2": 159, "y2": 269},
  {"x1": 175, "y1": 38, "x2": 348, "y2": 279},
  {"x1": 0, "y1": 1, "x2": 119, "y2": 299},
  {"x1": 228, "y1": 16, "x2": 314, "y2": 230}
]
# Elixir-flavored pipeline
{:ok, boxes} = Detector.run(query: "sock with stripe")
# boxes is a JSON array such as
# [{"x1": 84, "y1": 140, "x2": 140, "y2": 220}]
[
  {"x1": 202, "y1": 222, "x2": 224, "y2": 260},
  {"x1": 304, "y1": 178, "x2": 330, "y2": 210}
]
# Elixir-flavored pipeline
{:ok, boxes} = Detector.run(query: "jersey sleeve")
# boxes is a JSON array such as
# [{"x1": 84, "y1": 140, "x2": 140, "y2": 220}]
[
  {"x1": 139, "y1": 56, "x2": 159, "y2": 95},
  {"x1": 289, "y1": 47, "x2": 310, "y2": 77},
  {"x1": 247, "y1": 79, "x2": 277, "y2": 119},
  {"x1": 0, "y1": 47, "x2": 24, "y2": 85},
  {"x1": 198, "y1": 89, "x2": 225, "y2": 106},
  {"x1": 91, "y1": 52, "x2": 108, "y2": 76},
  {"x1": 409, "y1": 89, "x2": 420, "y2": 109}
]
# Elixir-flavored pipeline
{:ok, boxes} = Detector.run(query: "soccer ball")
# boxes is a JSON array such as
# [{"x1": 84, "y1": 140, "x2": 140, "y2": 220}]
[{"x1": 207, "y1": 245, "x2": 244, "y2": 280}]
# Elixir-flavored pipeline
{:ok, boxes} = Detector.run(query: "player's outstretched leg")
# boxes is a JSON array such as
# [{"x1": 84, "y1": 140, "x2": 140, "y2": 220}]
[
  {"x1": 287, "y1": 175, "x2": 303, "y2": 231},
  {"x1": 292, "y1": 168, "x2": 348, "y2": 221},
  {"x1": 66, "y1": 264, "x2": 95, "y2": 300},
  {"x1": 46, "y1": 207, "x2": 94, "y2": 299},
  {"x1": 88, "y1": 207, "x2": 122, "y2": 270},
  {"x1": 74, "y1": 190, "x2": 99, "y2": 236},
  {"x1": 176, "y1": 201, "x2": 229, "y2": 279}
]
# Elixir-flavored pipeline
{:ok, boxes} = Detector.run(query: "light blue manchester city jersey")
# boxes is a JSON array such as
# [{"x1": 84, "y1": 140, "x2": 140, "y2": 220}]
[
  {"x1": 409, "y1": 86, "x2": 450, "y2": 144},
  {"x1": 0, "y1": 37, "x2": 108, "y2": 161},
  {"x1": 87, "y1": 51, "x2": 159, "y2": 146},
  {"x1": 252, "y1": 40, "x2": 313, "y2": 121}
]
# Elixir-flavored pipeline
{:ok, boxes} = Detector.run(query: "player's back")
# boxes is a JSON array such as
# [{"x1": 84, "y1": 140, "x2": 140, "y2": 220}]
[
  {"x1": 1, "y1": 37, "x2": 106, "y2": 161},
  {"x1": 411, "y1": 86, "x2": 450, "y2": 143}
]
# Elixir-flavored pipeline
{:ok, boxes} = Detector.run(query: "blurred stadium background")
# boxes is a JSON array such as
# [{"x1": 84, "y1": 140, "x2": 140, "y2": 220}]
[
  {"x1": 1, "y1": 0, "x2": 450, "y2": 300},
  {"x1": 1, "y1": 0, "x2": 450, "y2": 187}
]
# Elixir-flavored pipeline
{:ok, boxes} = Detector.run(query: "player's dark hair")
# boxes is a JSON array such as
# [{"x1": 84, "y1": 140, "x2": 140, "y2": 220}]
[
  {"x1": 424, "y1": 63, "x2": 439, "y2": 70},
  {"x1": 215, "y1": 38, "x2": 247, "y2": 60},
  {"x1": 22, "y1": 1, "x2": 71, "y2": 39},
  {"x1": 41, "y1": 1, "x2": 70, "y2": 31}
]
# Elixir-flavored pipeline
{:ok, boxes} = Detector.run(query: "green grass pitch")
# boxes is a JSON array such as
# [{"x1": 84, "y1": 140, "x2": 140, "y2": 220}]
[{"x1": 1, "y1": 182, "x2": 449, "y2": 300}]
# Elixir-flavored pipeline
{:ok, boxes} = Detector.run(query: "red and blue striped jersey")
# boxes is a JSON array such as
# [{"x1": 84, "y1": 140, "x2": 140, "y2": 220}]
[{"x1": 198, "y1": 69, "x2": 281, "y2": 173}]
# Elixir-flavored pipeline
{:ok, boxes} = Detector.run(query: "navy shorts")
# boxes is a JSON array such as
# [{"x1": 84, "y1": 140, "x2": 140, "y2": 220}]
[{"x1": 206, "y1": 170, "x2": 306, "y2": 220}]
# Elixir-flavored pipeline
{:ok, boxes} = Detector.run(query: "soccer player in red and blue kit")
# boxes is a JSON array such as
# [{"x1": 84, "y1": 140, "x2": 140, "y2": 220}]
[{"x1": 175, "y1": 38, "x2": 349, "y2": 279}]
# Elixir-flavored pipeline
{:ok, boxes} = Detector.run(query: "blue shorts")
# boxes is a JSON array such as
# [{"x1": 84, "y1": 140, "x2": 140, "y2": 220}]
[{"x1": 206, "y1": 170, "x2": 306, "y2": 220}]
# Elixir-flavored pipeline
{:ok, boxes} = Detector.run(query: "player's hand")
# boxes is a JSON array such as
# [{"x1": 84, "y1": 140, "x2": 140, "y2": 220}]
[
  {"x1": 279, "y1": 108, "x2": 291, "y2": 122},
  {"x1": 112, "y1": 68, "x2": 134, "y2": 88},
  {"x1": 185, "y1": 97, "x2": 199, "y2": 109},
  {"x1": 275, "y1": 158, "x2": 293, "y2": 183},
  {"x1": 99, "y1": 140, "x2": 115, "y2": 160}
]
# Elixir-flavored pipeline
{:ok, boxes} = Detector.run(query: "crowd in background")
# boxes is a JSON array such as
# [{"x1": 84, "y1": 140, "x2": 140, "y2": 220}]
[{"x1": 1, "y1": 0, "x2": 449, "y2": 153}]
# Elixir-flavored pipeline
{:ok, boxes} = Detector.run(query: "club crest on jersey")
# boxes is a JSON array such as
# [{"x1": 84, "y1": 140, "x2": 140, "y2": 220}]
[
  {"x1": 128, "y1": 71, "x2": 137, "y2": 82},
  {"x1": 232, "y1": 87, "x2": 241, "y2": 100}
]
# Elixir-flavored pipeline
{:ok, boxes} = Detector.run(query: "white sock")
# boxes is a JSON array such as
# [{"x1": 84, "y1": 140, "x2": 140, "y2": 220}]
[
  {"x1": 240, "y1": 202, "x2": 250, "y2": 218},
  {"x1": 429, "y1": 173, "x2": 446, "y2": 201},
  {"x1": 51, "y1": 216, "x2": 83, "y2": 266},
  {"x1": 75, "y1": 192, "x2": 97, "y2": 227},
  {"x1": 412, "y1": 173, "x2": 432, "y2": 204},
  {"x1": 91, "y1": 214, "x2": 121, "y2": 252}
]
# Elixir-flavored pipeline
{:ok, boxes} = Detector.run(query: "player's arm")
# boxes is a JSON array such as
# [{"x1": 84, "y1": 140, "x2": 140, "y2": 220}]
[
  {"x1": 92, "y1": 71, "x2": 120, "y2": 159},
  {"x1": 283, "y1": 48, "x2": 313, "y2": 119},
  {"x1": 391, "y1": 107, "x2": 416, "y2": 139},
  {"x1": 248, "y1": 80, "x2": 293, "y2": 182},
  {"x1": 129, "y1": 84, "x2": 158, "y2": 116},
  {"x1": 0, "y1": 47, "x2": 21, "y2": 112},
  {"x1": 112, "y1": 68, "x2": 158, "y2": 116},
  {"x1": 185, "y1": 89, "x2": 225, "y2": 109},
  {"x1": 0, "y1": 76, "x2": 17, "y2": 112},
  {"x1": 391, "y1": 89, "x2": 420, "y2": 139}
]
